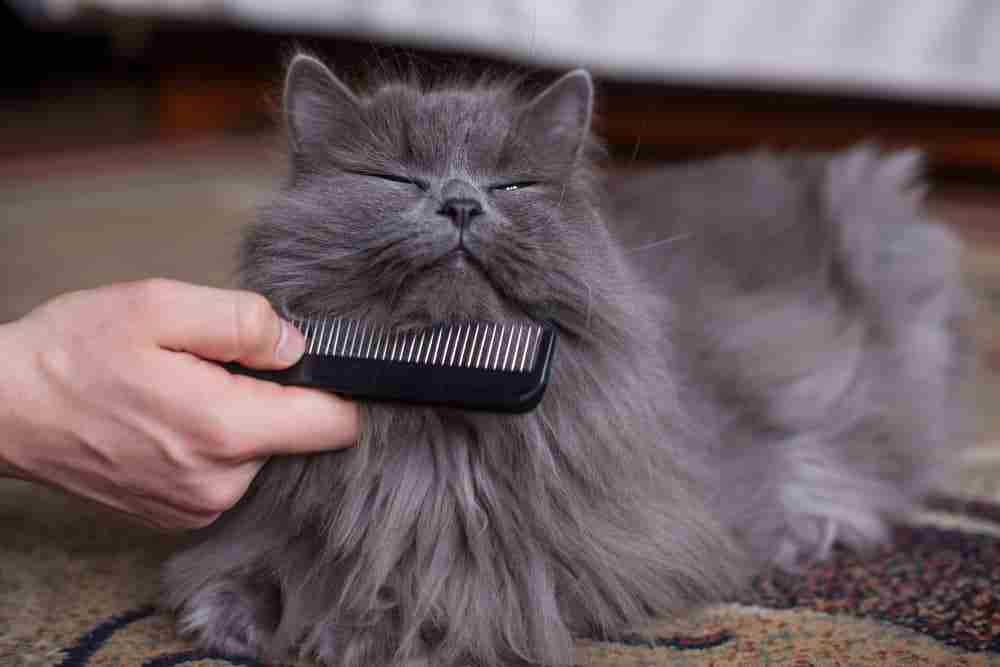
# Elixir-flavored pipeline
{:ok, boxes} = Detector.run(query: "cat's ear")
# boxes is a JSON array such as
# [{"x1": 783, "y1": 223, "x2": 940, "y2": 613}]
[
  {"x1": 283, "y1": 54, "x2": 362, "y2": 165},
  {"x1": 519, "y1": 69, "x2": 594, "y2": 167}
]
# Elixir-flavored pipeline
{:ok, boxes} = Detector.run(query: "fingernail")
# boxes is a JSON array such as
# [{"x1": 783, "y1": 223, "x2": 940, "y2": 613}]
[{"x1": 276, "y1": 319, "x2": 305, "y2": 365}]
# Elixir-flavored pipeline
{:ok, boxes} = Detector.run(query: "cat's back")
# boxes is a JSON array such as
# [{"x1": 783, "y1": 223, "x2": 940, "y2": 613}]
[
  {"x1": 606, "y1": 150, "x2": 823, "y2": 241},
  {"x1": 603, "y1": 146, "x2": 957, "y2": 305},
  {"x1": 605, "y1": 149, "x2": 833, "y2": 291}
]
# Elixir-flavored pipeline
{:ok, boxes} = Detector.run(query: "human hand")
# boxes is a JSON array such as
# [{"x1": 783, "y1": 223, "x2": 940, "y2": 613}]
[{"x1": 0, "y1": 279, "x2": 359, "y2": 530}]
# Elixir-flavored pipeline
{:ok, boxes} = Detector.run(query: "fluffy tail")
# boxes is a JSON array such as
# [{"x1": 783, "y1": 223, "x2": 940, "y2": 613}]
[
  {"x1": 821, "y1": 146, "x2": 981, "y2": 493},
  {"x1": 699, "y1": 146, "x2": 982, "y2": 565}
]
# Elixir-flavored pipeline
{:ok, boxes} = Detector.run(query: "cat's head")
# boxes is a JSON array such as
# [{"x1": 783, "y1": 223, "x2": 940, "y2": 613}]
[{"x1": 243, "y1": 54, "x2": 608, "y2": 332}]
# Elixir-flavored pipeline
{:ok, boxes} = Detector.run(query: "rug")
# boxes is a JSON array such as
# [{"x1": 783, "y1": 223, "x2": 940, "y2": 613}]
[{"x1": 5, "y1": 479, "x2": 1000, "y2": 667}]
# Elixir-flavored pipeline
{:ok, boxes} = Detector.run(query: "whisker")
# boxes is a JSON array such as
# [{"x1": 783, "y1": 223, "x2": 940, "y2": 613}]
[
  {"x1": 626, "y1": 233, "x2": 691, "y2": 254},
  {"x1": 582, "y1": 277, "x2": 593, "y2": 331}
]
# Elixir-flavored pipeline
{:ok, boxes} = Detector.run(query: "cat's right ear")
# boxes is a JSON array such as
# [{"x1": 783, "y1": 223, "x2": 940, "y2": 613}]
[
  {"x1": 518, "y1": 69, "x2": 594, "y2": 170},
  {"x1": 283, "y1": 54, "x2": 362, "y2": 167}
]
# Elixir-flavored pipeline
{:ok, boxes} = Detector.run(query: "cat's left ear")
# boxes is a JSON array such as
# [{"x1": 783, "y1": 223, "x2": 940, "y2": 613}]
[{"x1": 519, "y1": 69, "x2": 594, "y2": 167}]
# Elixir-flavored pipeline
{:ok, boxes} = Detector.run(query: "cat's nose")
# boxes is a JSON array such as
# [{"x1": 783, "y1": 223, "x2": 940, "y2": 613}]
[{"x1": 438, "y1": 197, "x2": 483, "y2": 229}]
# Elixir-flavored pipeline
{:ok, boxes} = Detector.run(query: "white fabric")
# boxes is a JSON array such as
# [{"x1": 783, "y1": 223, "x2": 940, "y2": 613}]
[{"x1": 39, "y1": 0, "x2": 1000, "y2": 106}]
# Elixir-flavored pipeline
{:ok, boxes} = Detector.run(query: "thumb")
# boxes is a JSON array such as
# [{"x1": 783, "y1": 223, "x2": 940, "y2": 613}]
[{"x1": 141, "y1": 280, "x2": 305, "y2": 370}]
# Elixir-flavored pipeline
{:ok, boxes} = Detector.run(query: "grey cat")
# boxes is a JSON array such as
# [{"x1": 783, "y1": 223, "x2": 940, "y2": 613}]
[{"x1": 164, "y1": 54, "x2": 976, "y2": 667}]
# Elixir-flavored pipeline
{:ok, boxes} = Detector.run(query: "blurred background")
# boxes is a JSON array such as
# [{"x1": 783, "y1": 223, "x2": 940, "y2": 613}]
[{"x1": 2, "y1": 0, "x2": 1000, "y2": 366}]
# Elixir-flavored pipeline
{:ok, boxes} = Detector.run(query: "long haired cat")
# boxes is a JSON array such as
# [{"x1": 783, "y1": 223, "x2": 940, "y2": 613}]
[{"x1": 164, "y1": 54, "x2": 975, "y2": 666}]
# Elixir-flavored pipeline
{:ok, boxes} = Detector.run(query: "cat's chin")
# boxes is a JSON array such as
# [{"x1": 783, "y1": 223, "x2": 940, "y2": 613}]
[
  {"x1": 442, "y1": 246, "x2": 478, "y2": 271},
  {"x1": 447, "y1": 248, "x2": 497, "y2": 286},
  {"x1": 385, "y1": 250, "x2": 524, "y2": 327}
]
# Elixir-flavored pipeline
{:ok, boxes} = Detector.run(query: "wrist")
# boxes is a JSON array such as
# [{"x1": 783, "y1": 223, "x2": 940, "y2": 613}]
[{"x1": 0, "y1": 318, "x2": 41, "y2": 481}]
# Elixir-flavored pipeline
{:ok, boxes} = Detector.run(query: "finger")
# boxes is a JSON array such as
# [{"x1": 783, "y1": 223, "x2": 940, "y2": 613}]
[
  {"x1": 135, "y1": 279, "x2": 304, "y2": 369},
  {"x1": 156, "y1": 353, "x2": 361, "y2": 460},
  {"x1": 53, "y1": 476, "x2": 211, "y2": 532},
  {"x1": 167, "y1": 459, "x2": 264, "y2": 516},
  {"x1": 122, "y1": 496, "x2": 220, "y2": 532},
  {"x1": 178, "y1": 369, "x2": 361, "y2": 459},
  {"x1": 217, "y1": 377, "x2": 361, "y2": 458}
]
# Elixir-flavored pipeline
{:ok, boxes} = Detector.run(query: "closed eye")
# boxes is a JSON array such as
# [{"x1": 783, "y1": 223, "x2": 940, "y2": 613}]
[
  {"x1": 352, "y1": 171, "x2": 429, "y2": 191},
  {"x1": 490, "y1": 181, "x2": 539, "y2": 193}
]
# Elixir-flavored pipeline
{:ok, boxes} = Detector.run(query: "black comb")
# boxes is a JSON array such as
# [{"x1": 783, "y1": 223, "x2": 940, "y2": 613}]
[{"x1": 224, "y1": 318, "x2": 557, "y2": 413}]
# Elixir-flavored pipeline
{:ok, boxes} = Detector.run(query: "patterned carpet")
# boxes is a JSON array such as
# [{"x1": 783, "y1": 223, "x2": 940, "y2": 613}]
[
  {"x1": 2, "y1": 140, "x2": 1000, "y2": 665},
  {"x1": 5, "y1": 481, "x2": 1000, "y2": 666}
]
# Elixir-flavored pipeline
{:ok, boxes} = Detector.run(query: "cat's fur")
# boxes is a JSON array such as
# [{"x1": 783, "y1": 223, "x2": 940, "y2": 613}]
[{"x1": 164, "y1": 55, "x2": 976, "y2": 666}]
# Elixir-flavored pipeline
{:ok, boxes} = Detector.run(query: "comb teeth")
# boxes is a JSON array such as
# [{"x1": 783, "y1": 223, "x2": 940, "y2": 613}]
[{"x1": 292, "y1": 317, "x2": 545, "y2": 373}]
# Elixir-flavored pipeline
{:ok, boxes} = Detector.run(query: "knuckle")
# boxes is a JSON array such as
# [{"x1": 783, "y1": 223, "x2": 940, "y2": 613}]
[
  {"x1": 195, "y1": 484, "x2": 241, "y2": 515},
  {"x1": 127, "y1": 278, "x2": 176, "y2": 316},
  {"x1": 201, "y1": 417, "x2": 249, "y2": 461},
  {"x1": 134, "y1": 277, "x2": 174, "y2": 302},
  {"x1": 182, "y1": 512, "x2": 223, "y2": 531},
  {"x1": 234, "y1": 292, "x2": 276, "y2": 353}
]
